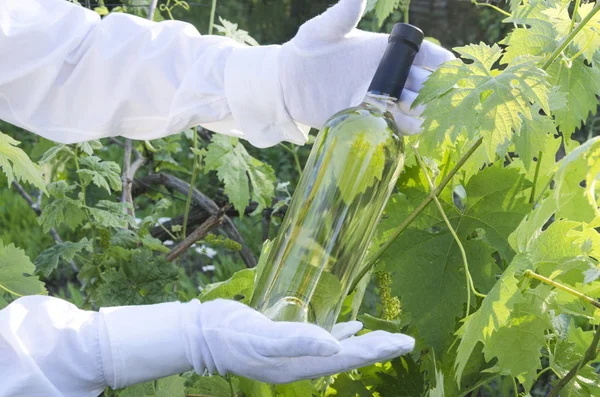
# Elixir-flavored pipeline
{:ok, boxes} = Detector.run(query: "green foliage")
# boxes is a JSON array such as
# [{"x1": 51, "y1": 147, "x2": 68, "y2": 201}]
[
  {"x1": 38, "y1": 181, "x2": 87, "y2": 232},
  {"x1": 204, "y1": 135, "x2": 276, "y2": 216},
  {"x1": 3, "y1": 1, "x2": 600, "y2": 396},
  {"x1": 0, "y1": 240, "x2": 46, "y2": 298},
  {"x1": 415, "y1": 43, "x2": 550, "y2": 159},
  {"x1": 0, "y1": 131, "x2": 46, "y2": 191},
  {"x1": 77, "y1": 156, "x2": 122, "y2": 194},
  {"x1": 35, "y1": 238, "x2": 93, "y2": 277}
]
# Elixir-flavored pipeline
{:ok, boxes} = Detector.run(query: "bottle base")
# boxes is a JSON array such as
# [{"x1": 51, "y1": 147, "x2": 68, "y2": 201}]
[{"x1": 262, "y1": 295, "x2": 317, "y2": 324}]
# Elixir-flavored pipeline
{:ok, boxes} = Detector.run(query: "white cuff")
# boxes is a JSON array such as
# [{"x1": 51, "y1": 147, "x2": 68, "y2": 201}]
[
  {"x1": 99, "y1": 300, "x2": 198, "y2": 388},
  {"x1": 224, "y1": 45, "x2": 310, "y2": 148}
]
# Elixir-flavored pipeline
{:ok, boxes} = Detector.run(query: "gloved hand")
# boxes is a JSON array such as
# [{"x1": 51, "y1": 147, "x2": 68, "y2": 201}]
[
  {"x1": 185, "y1": 299, "x2": 414, "y2": 384},
  {"x1": 100, "y1": 298, "x2": 414, "y2": 387},
  {"x1": 279, "y1": 0, "x2": 455, "y2": 135}
]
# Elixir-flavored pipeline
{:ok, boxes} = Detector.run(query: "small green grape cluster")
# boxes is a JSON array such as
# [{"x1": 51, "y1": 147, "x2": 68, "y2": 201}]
[
  {"x1": 98, "y1": 228, "x2": 111, "y2": 250},
  {"x1": 375, "y1": 270, "x2": 401, "y2": 321},
  {"x1": 203, "y1": 233, "x2": 242, "y2": 251}
]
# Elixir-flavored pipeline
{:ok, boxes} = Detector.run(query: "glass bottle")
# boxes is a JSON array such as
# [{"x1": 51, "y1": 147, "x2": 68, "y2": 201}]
[{"x1": 251, "y1": 23, "x2": 424, "y2": 331}]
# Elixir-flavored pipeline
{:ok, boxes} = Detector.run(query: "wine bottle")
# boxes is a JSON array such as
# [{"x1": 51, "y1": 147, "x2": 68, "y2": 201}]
[{"x1": 251, "y1": 23, "x2": 424, "y2": 331}]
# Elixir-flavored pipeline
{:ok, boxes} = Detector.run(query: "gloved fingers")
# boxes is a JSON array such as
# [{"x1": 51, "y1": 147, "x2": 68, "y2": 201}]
[
  {"x1": 263, "y1": 331, "x2": 415, "y2": 384},
  {"x1": 251, "y1": 321, "x2": 341, "y2": 358},
  {"x1": 331, "y1": 321, "x2": 363, "y2": 340},
  {"x1": 296, "y1": 0, "x2": 366, "y2": 44},
  {"x1": 392, "y1": 111, "x2": 423, "y2": 136},
  {"x1": 413, "y1": 40, "x2": 456, "y2": 71},
  {"x1": 406, "y1": 65, "x2": 431, "y2": 93},
  {"x1": 397, "y1": 89, "x2": 426, "y2": 117}
]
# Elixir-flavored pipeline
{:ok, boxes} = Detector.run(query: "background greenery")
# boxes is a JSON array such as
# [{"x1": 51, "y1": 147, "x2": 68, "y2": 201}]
[{"x1": 1, "y1": 0, "x2": 600, "y2": 396}]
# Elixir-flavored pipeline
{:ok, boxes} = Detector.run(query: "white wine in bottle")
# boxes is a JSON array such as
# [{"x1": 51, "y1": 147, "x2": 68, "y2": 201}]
[{"x1": 251, "y1": 23, "x2": 424, "y2": 331}]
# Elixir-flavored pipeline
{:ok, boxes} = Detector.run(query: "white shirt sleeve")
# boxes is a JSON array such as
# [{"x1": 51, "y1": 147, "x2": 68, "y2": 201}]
[
  {"x1": 0, "y1": 295, "x2": 199, "y2": 397},
  {"x1": 0, "y1": 0, "x2": 307, "y2": 148}
]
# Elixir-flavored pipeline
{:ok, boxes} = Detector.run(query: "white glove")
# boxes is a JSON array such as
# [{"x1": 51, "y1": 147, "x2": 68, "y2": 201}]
[
  {"x1": 185, "y1": 299, "x2": 414, "y2": 384},
  {"x1": 279, "y1": 0, "x2": 455, "y2": 135},
  {"x1": 100, "y1": 298, "x2": 414, "y2": 387}
]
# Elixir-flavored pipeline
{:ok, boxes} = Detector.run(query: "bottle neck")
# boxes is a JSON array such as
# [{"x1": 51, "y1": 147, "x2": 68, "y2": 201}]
[{"x1": 363, "y1": 91, "x2": 397, "y2": 112}]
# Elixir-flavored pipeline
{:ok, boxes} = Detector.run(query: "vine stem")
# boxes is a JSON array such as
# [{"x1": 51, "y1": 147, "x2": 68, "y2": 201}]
[
  {"x1": 349, "y1": 137, "x2": 484, "y2": 293},
  {"x1": 471, "y1": 0, "x2": 511, "y2": 17},
  {"x1": 569, "y1": 0, "x2": 582, "y2": 33},
  {"x1": 412, "y1": 146, "x2": 484, "y2": 316},
  {"x1": 280, "y1": 143, "x2": 303, "y2": 175},
  {"x1": 457, "y1": 374, "x2": 500, "y2": 397},
  {"x1": 529, "y1": 150, "x2": 543, "y2": 203},
  {"x1": 208, "y1": 0, "x2": 217, "y2": 35},
  {"x1": 547, "y1": 325, "x2": 600, "y2": 397},
  {"x1": 73, "y1": 147, "x2": 86, "y2": 205},
  {"x1": 541, "y1": 1, "x2": 600, "y2": 70},
  {"x1": 524, "y1": 270, "x2": 600, "y2": 309}
]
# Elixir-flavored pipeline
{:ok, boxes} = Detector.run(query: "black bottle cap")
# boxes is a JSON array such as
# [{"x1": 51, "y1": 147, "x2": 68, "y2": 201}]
[{"x1": 367, "y1": 23, "x2": 425, "y2": 101}]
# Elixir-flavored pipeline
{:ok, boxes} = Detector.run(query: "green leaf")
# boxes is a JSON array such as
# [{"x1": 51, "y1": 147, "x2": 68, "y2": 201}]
[
  {"x1": 357, "y1": 313, "x2": 403, "y2": 333},
  {"x1": 117, "y1": 382, "x2": 154, "y2": 397},
  {"x1": 455, "y1": 254, "x2": 534, "y2": 382},
  {"x1": 238, "y1": 378, "x2": 275, "y2": 397},
  {"x1": 77, "y1": 140, "x2": 103, "y2": 156},
  {"x1": 34, "y1": 238, "x2": 93, "y2": 277},
  {"x1": 141, "y1": 234, "x2": 170, "y2": 253},
  {"x1": 89, "y1": 200, "x2": 136, "y2": 229},
  {"x1": 0, "y1": 131, "x2": 46, "y2": 191},
  {"x1": 553, "y1": 137, "x2": 600, "y2": 222},
  {"x1": 185, "y1": 374, "x2": 233, "y2": 397},
  {"x1": 204, "y1": 135, "x2": 275, "y2": 216},
  {"x1": 481, "y1": 286, "x2": 552, "y2": 390},
  {"x1": 275, "y1": 381, "x2": 318, "y2": 397},
  {"x1": 155, "y1": 375, "x2": 186, "y2": 397},
  {"x1": 429, "y1": 367, "x2": 445, "y2": 397},
  {"x1": 0, "y1": 240, "x2": 46, "y2": 298},
  {"x1": 199, "y1": 268, "x2": 255, "y2": 304},
  {"x1": 374, "y1": 0, "x2": 400, "y2": 26},
  {"x1": 78, "y1": 156, "x2": 122, "y2": 193},
  {"x1": 378, "y1": 166, "x2": 530, "y2": 353},
  {"x1": 40, "y1": 144, "x2": 74, "y2": 164},
  {"x1": 374, "y1": 356, "x2": 424, "y2": 397},
  {"x1": 0, "y1": 295, "x2": 8, "y2": 309},
  {"x1": 548, "y1": 56, "x2": 600, "y2": 139},
  {"x1": 571, "y1": 2, "x2": 600, "y2": 62},
  {"x1": 95, "y1": 249, "x2": 178, "y2": 306},
  {"x1": 38, "y1": 181, "x2": 87, "y2": 232},
  {"x1": 330, "y1": 373, "x2": 373, "y2": 397},
  {"x1": 513, "y1": 110, "x2": 556, "y2": 171},
  {"x1": 550, "y1": 320, "x2": 600, "y2": 397},
  {"x1": 415, "y1": 44, "x2": 550, "y2": 159}
]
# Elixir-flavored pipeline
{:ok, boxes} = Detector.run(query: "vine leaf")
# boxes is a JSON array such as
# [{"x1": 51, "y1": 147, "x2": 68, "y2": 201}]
[
  {"x1": 199, "y1": 268, "x2": 256, "y2": 304},
  {"x1": 78, "y1": 156, "x2": 122, "y2": 193},
  {"x1": 154, "y1": 375, "x2": 186, "y2": 397},
  {"x1": 454, "y1": 254, "x2": 534, "y2": 384},
  {"x1": 0, "y1": 240, "x2": 46, "y2": 298},
  {"x1": 185, "y1": 374, "x2": 234, "y2": 397},
  {"x1": 415, "y1": 43, "x2": 550, "y2": 159},
  {"x1": 95, "y1": 249, "x2": 178, "y2": 306},
  {"x1": 374, "y1": 0, "x2": 400, "y2": 26},
  {"x1": 38, "y1": 181, "x2": 87, "y2": 232},
  {"x1": 550, "y1": 320, "x2": 600, "y2": 397},
  {"x1": 548, "y1": 56, "x2": 600, "y2": 139},
  {"x1": 204, "y1": 135, "x2": 275, "y2": 216},
  {"x1": 89, "y1": 200, "x2": 136, "y2": 229},
  {"x1": 513, "y1": 110, "x2": 555, "y2": 171},
  {"x1": 0, "y1": 131, "x2": 46, "y2": 191},
  {"x1": 35, "y1": 238, "x2": 93, "y2": 277},
  {"x1": 482, "y1": 285, "x2": 553, "y2": 390},
  {"x1": 553, "y1": 137, "x2": 600, "y2": 222},
  {"x1": 376, "y1": 166, "x2": 530, "y2": 353}
]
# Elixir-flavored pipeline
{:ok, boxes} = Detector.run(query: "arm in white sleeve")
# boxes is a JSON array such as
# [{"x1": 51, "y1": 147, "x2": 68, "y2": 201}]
[
  {"x1": 0, "y1": 295, "x2": 197, "y2": 397},
  {"x1": 0, "y1": 0, "x2": 306, "y2": 148}
]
